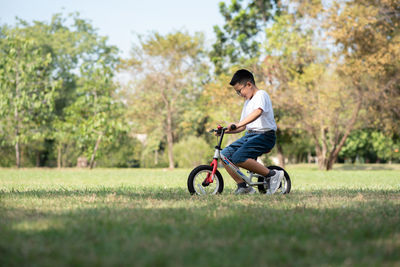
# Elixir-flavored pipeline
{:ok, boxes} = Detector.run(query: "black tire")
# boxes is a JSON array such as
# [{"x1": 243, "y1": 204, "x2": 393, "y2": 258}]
[
  {"x1": 257, "y1": 165, "x2": 291, "y2": 194},
  {"x1": 187, "y1": 165, "x2": 224, "y2": 195}
]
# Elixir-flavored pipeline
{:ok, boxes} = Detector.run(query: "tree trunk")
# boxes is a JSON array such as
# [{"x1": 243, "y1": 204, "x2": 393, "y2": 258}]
[
  {"x1": 276, "y1": 143, "x2": 285, "y2": 168},
  {"x1": 166, "y1": 108, "x2": 174, "y2": 169},
  {"x1": 326, "y1": 154, "x2": 336, "y2": 170},
  {"x1": 14, "y1": 118, "x2": 20, "y2": 168},
  {"x1": 36, "y1": 151, "x2": 40, "y2": 167},
  {"x1": 325, "y1": 98, "x2": 362, "y2": 170},
  {"x1": 312, "y1": 132, "x2": 325, "y2": 170},
  {"x1": 15, "y1": 49, "x2": 21, "y2": 168},
  {"x1": 317, "y1": 153, "x2": 325, "y2": 170},
  {"x1": 15, "y1": 141, "x2": 20, "y2": 168},
  {"x1": 62, "y1": 144, "x2": 67, "y2": 167},
  {"x1": 320, "y1": 128, "x2": 328, "y2": 169},
  {"x1": 89, "y1": 134, "x2": 103, "y2": 169},
  {"x1": 57, "y1": 145, "x2": 62, "y2": 168},
  {"x1": 154, "y1": 150, "x2": 159, "y2": 165}
]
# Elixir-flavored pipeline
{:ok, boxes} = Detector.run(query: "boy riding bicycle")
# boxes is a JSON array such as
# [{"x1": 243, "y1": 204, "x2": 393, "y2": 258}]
[{"x1": 221, "y1": 69, "x2": 284, "y2": 195}]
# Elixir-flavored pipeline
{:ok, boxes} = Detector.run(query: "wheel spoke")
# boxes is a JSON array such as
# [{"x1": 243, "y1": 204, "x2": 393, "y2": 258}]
[
  {"x1": 197, "y1": 184, "x2": 206, "y2": 195},
  {"x1": 193, "y1": 169, "x2": 220, "y2": 195}
]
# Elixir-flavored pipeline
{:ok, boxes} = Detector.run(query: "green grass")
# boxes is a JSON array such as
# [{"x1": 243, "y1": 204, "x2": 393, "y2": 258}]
[{"x1": 1, "y1": 165, "x2": 399, "y2": 266}]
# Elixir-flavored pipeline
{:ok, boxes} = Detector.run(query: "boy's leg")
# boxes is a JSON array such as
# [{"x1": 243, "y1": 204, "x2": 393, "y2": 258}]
[
  {"x1": 230, "y1": 133, "x2": 284, "y2": 194},
  {"x1": 231, "y1": 132, "x2": 276, "y2": 176},
  {"x1": 221, "y1": 161, "x2": 245, "y2": 183},
  {"x1": 220, "y1": 136, "x2": 247, "y2": 184},
  {"x1": 236, "y1": 158, "x2": 270, "y2": 176},
  {"x1": 222, "y1": 160, "x2": 255, "y2": 195},
  {"x1": 237, "y1": 157, "x2": 283, "y2": 194}
]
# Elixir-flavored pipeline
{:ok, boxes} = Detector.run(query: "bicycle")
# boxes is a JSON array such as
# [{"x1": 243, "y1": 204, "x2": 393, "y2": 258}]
[{"x1": 187, "y1": 125, "x2": 291, "y2": 195}]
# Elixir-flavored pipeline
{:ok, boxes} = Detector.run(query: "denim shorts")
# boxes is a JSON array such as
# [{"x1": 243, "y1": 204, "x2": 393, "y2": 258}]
[{"x1": 221, "y1": 131, "x2": 276, "y2": 164}]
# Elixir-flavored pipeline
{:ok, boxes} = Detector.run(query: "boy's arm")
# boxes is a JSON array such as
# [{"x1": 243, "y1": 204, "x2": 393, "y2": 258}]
[{"x1": 226, "y1": 108, "x2": 263, "y2": 133}]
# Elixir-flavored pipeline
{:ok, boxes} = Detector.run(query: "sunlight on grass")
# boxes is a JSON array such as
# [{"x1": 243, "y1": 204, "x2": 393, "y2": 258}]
[{"x1": 1, "y1": 165, "x2": 399, "y2": 266}]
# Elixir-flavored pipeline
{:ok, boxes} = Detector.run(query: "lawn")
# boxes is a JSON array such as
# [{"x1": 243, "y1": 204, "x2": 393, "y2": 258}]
[{"x1": 0, "y1": 165, "x2": 399, "y2": 266}]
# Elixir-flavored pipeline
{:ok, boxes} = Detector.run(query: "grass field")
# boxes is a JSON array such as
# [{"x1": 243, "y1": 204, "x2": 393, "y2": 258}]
[{"x1": 1, "y1": 165, "x2": 399, "y2": 266}]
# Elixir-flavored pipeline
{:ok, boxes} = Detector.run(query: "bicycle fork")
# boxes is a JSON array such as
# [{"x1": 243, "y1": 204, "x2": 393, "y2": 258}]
[{"x1": 202, "y1": 149, "x2": 219, "y2": 186}]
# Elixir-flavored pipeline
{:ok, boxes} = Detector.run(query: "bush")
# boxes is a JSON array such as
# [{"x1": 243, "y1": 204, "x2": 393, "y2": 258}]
[
  {"x1": 0, "y1": 145, "x2": 15, "y2": 167},
  {"x1": 96, "y1": 135, "x2": 142, "y2": 168},
  {"x1": 173, "y1": 136, "x2": 213, "y2": 168}
]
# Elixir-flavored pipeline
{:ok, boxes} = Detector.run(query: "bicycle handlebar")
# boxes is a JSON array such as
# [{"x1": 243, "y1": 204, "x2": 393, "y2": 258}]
[{"x1": 209, "y1": 124, "x2": 237, "y2": 134}]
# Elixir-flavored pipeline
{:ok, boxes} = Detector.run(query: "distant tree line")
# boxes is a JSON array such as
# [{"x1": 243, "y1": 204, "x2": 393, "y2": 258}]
[{"x1": 1, "y1": 0, "x2": 399, "y2": 170}]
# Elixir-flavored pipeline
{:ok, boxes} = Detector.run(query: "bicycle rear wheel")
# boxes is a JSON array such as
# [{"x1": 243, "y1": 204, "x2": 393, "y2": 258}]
[
  {"x1": 257, "y1": 165, "x2": 291, "y2": 194},
  {"x1": 187, "y1": 165, "x2": 224, "y2": 195}
]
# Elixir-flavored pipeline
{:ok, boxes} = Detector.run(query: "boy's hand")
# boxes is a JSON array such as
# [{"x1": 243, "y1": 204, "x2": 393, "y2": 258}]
[
  {"x1": 213, "y1": 125, "x2": 223, "y2": 136},
  {"x1": 214, "y1": 130, "x2": 221, "y2": 136},
  {"x1": 226, "y1": 123, "x2": 237, "y2": 133}
]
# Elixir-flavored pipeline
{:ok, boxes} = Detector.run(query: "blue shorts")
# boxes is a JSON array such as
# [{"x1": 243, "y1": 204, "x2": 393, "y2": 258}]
[{"x1": 221, "y1": 131, "x2": 276, "y2": 164}]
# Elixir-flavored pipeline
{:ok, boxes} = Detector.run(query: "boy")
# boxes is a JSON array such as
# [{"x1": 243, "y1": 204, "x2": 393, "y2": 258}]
[{"x1": 221, "y1": 69, "x2": 284, "y2": 194}]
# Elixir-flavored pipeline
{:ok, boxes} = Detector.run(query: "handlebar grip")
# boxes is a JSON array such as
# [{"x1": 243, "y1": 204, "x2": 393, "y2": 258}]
[{"x1": 230, "y1": 124, "x2": 237, "y2": 131}]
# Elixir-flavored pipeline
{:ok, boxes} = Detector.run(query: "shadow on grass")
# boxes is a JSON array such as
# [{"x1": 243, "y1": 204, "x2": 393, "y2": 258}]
[
  {"x1": 1, "y1": 188, "x2": 400, "y2": 266},
  {"x1": 1, "y1": 186, "x2": 399, "y2": 201},
  {"x1": 0, "y1": 186, "x2": 191, "y2": 201}
]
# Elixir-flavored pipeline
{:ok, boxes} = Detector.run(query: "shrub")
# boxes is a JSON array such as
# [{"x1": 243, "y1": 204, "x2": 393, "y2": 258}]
[{"x1": 173, "y1": 136, "x2": 212, "y2": 168}]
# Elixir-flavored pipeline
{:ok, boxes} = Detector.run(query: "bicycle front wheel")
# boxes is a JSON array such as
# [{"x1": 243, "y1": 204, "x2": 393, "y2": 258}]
[{"x1": 187, "y1": 165, "x2": 224, "y2": 195}]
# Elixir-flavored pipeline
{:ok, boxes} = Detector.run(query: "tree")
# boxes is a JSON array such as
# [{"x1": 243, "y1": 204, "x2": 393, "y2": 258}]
[
  {"x1": 120, "y1": 31, "x2": 208, "y2": 169},
  {"x1": 211, "y1": 0, "x2": 279, "y2": 74},
  {"x1": 65, "y1": 61, "x2": 123, "y2": 169},
  {"x1": 326, "y1": 0, "x2": 400, "y2": 133},
  {"x1": 43, "y1": 13, "x2": 121, "y2": 168},
  {"x1": 262, "y1": 11, "x2": 363, "y2": 170},
  {"x1": 0, "y1": 13, "x2": 121, "y2": 168},
  {"x1": 203, "y1": 73, "x2": 243, "y2": 127},
  {"x1": 0, "y1": 27, "x2": 59, "y2": 167}
]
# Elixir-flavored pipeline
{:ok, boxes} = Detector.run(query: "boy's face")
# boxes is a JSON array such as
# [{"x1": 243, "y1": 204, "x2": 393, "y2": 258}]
[{"x1": 233, "y1": 82, "x2": 251, "y2": 99}]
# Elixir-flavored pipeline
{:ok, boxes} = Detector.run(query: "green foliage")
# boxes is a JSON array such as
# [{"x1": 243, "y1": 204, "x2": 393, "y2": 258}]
[
  {"x1": 0, "y1": 26, "x2": 61, "y2": 167},
  {"x1": 339, "y1": 130, "x2": 372, "y2": 161},
  {"x1": 140, "y1": 147, "x2": 170, "y2": 169},
  {"x1": 279, "y1": 130, "x2": 315, "y2": 163},
  {"x1": 327, "y1": 0, "x2": 400, "y2": 132},
  {"x1": 0, "y1": 13, "x2": 123, "y2": 168},
  {"x1": 0, "y1": 145, "x2": 14, "y2": 167},
  {"x1": 120, "y1": 31, "x2": 209, "y2": 169},
  {"x1": 95, "y1": 134, "x2": 142, "y2": 168},
  {"x1": 65, "y1": 61, "x2": 123, "y2": 161},
  {"x1": 371, "y1": 132, "x2": 400, "y2": 162},
  {"x1": 211, "y1": 0, "x2": 279, "y2": 74},
  {"x1": 0, "y1": 29, "x2": 58, "y2": 140},
  {"x1": 173, "y1": 136, "x2": 213, "y2": 168},
  {"x1": 340, "y1": 130, "x2": 400, "y2": 163},
  {"x1": 1, "y1": 3, "x2": 399, "y2": 169}
]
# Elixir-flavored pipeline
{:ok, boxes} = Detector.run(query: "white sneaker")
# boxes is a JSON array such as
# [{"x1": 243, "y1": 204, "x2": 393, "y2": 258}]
[
  {"x1": 234, "y1": 186, "x2": 256, "y2": 195},
  {"x1": 269, "y1": 170, "x2": 284, "y2": 194}
]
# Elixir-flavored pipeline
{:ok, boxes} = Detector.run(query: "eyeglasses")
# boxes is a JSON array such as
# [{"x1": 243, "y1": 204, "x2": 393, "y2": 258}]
[{"x1": 235, "y1": 84, "x2": 246, "y2": 96}]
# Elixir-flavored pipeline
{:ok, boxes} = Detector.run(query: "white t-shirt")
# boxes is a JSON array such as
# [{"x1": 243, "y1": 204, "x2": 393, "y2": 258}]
[{"x1": 240, "y1": 90, "x2": 277, "y2": 131}]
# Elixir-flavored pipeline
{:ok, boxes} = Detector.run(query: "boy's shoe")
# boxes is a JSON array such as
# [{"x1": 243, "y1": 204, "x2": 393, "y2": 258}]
[
  {"x1": 269, "y1": 170, "x2": 284, "y2": 194},
  {"x1": 234, "y1": 186, "x2": 256, "y2": 195}
]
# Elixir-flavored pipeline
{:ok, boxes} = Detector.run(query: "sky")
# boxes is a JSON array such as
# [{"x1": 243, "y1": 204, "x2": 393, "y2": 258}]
[{"x1": 0, "y1": 0, "x2": 226, "y2": 58}]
